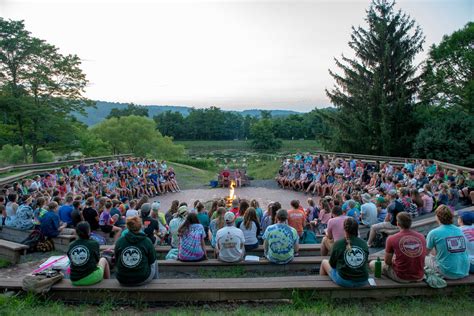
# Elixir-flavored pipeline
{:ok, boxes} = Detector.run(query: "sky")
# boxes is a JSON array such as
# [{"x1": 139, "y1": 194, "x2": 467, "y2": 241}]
[{"x1": 1, "y1": 0, "x2": 472, "y2": 111}]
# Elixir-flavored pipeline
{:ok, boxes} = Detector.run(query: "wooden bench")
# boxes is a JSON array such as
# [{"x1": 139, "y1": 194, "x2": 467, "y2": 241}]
[
  {"x1": 0, "y1": 275, "x2": 472, "y2": 302},
  {"x1": 100, "y1": 243, "x2": 322, "y2": 258},
  {"x1": 218, "y1": 169, "x2": 250, "y2": 187},
  {"x1": 0, "y1": 239, "x2": 28, "y2": 264},
  {"x1": 0, "y1": 226, "x2": 75, "y2": 252}
]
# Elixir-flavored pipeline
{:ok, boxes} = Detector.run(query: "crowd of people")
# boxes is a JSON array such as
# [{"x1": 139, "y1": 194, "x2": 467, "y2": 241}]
[{"x1": 0, "y1": 154, "x2": 473, "y2": 289}]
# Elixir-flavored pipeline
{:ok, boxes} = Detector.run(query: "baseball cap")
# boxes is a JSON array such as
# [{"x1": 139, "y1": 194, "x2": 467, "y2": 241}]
[
  {"x1": 460, "y1": 211, "x2": 474, "y2": 226},
  {"x1": 178, "y1": 205, "x2": 188, "y2": 216},
  {"x1": 151, "y1": 201, "x2": 160, "y2": 211},
  {"x1": 224, "y1": 211, "x2": 235, "y2": 223}
]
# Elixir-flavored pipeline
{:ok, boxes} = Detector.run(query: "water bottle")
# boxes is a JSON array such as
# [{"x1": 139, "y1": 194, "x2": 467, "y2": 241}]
[{"x1": 374, "y1": 257, "x2": 382, "y2": 278}]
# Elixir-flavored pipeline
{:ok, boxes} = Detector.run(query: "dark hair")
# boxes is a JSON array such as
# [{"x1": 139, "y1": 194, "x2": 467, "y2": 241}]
[
  {"x1": 105, "y1": 200, "x2": 112, "y2": 209},
  {"x1": 332, "y1": 206, "x2": 342, "y2": 217},
  {"x1": 397, "y1": 212, "x2": 412, "y2": 229},
  {"x1": 196, "y1": 202, "x2": 205, "y2": 213},
  {"x1": 76, "y1": 221, "x2": 91, "y2": 239},
  {"x1": 169, "y1": 200, "x2": 179, "y2": 214},
  {"x1": 239, "y1": 200, "x2": 250, "y2": 216},
  {"x1": 271, "y1": 202, "x2": 281, "y2": 224},
  {"x1": 72, "y1": 200, "x2": 81, "y2": 209},
  {"x1": 178, "y1": 213, "x2": 200, "y2": 236},
  {"x1": 276, "y1": 209, "x2": 288, "y2": 221},
  {"x1": 343, "y1": 217, "x2": 359, "y2": 252},
  {"x1": 7, "y1": 193, "x2": 17, "y2": 203},
  {"x1": 290, "y1": 200, "x2": 300, "y2": 209}
]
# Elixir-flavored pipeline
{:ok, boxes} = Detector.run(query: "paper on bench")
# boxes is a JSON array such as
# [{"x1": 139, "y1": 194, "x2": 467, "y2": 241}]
[
  {"x1": 245, "y1": 255, "x2": 260, "y2": 262},
  {"x1": 39, "y1": 255, "x2": 70, "y2": 270}
]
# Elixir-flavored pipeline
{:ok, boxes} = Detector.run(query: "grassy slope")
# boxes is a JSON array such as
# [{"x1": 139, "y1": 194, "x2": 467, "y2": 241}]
[
  {"x1": 170, "y1": 162, "x2": 216, "y2": 189},
  {"x1": 1, "y1": 292, "x2": 472, "y2": 315}
]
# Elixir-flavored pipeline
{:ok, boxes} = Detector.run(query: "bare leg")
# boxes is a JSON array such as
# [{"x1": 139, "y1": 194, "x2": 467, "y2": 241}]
[
  {"x1": 319, "y1": 259, "x2": 332, "y2": 276},
  {"x1": 98, "y1": 257, "x2": 110, "y2": 279}
]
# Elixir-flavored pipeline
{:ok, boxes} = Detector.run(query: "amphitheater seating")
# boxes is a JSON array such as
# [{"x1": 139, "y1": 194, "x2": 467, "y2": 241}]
[
  {"x1": 0, "y1": 226, "x2": 75, "y2": 252},
  {"x1": 0, "y1": 275, "x2": 472, "y2": 302},
  {"x1": 0, "y1": 239, "x2": 28, "y2": 264}
]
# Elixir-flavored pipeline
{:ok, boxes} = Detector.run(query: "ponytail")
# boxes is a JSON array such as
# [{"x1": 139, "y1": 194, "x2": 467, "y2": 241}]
[{"x1": 343, "y1": 217, "x2": 358, "y2": 252}]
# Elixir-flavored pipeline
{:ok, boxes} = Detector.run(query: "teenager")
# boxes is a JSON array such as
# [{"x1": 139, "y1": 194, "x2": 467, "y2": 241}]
[
  {"x1": 177, "y1": 213, "x2": 207, "y2": 262},
  {"x1": 209, "y1": 207, "x2": 226, "y2": 248},
  {"x1": 169, "y1": 206, "x2": 188, "y2": 248},
  {"x1": 263, "y1": 209, "x2": 299, "y2": 264},
  {"x1": 321, "y1": 206, "x2": 347, "y2": 256},
  {"x1": 457, "y1": 211, "x2": 474, "y2": 273},
  {"x1": 216, "y1": 212, "x2": 245, "y2": 262},
  {"x1": 288, "y1": 200, "x2": 306, "y2": 237},
  {"x1": 238, "y1": 207, "x2": 261, "y2": 251},
  {"x1": 99, "y1": 199, "x2": 122, "y2": 243},
  {"x1": 68, "y1": 221, "x2": 110, "y2": 286}
]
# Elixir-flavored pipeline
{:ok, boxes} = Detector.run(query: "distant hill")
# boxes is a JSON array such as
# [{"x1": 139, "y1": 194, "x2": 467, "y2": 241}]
[{"x1": 73, "y1": 101, "x2": 303, "y2": 126}]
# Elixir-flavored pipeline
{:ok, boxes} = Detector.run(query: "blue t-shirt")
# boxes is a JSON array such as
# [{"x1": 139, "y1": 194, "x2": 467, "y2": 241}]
[
  {"x1": 58, "y1": 204, "x2": 74, "y2": 226},
  {"x1": 346, "y1": 208, "x2": 360, "y2": 223},
  {"x1": 40, "y1": 211, "x2": 60, "y2": 238},
  {"x1": 263, "y1": 223, "x2": 299, "y2": 264},
  {"x1": 426, "y1": 224, "x2": 469, "y2": 279}
]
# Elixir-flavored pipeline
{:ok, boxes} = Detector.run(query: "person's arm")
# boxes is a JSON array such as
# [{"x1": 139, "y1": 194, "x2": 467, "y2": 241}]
[
  {"x1": 255, "y1": 221, "x2": 261, "y2": 237},
  {"x1": 263, "y1": 240, "x2": 268, "y2": 256},
  {"x1": 201, "y1": 237, "x2": 208, "y2": 259},
  {"x1": 384, "y1": 236, "x2": 394, "y2": 266},
  {"x1": 326, "y1": 221, "x2": 334, "y2": 240}
]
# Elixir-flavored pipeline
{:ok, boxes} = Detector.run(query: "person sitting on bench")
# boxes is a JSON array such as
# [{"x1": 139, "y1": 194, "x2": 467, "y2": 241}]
[
  {"x1": 367, "y1": 190, "x2": 403, "y2": 247},
  {"x1": 320, "y1": 217, "x2": 369, "y2": 288},
  {"x1": 425, "y1": 205, "x2": 469, "y2": 280},
  {"x1": 216, "y1": 212, "x2": 245, "y2": 262},
  {"x1": 177, "y1": 213, "x2": 207, "y2": 262},
  {"x1": 68, "y1": 221, "x2": 110, "y2": 286},
  {"x1": 115, "y1": 216, "x2": 158, "y2": 286},
  {"x1": 263, "y1": 209, "x2": 299, "y2": 264},
  {"x1": 369, "y1": 212, "x2": 426, "y2": 283},
  {"x1": 321, "y1": 206, "x2": 347, "y2": 256},
  {"x1": 457, "y1": 211, "x2": 474, "y2": 273}
]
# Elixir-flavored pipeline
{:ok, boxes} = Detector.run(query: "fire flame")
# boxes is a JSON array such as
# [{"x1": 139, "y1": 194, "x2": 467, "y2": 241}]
[{"x1": 229, "y1": 180, "x2": 236, "y2": 201}]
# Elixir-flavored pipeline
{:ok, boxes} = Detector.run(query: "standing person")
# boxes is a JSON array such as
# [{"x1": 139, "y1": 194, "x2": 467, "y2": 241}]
[
  {"x1": 115, "y1": 216, "x2": 158, "y2": 285},
  {"x1": 320, "y1": 217, "x2": 369, "y2": 288},
  {"x1": 263, "y1": 209, "x2": 299, "y2": 264},
  {"x1": 288, "y1": 200, "x2": 306, "y2": 237},
  {"x1": 216, "y1": 212, "x2": 245, "y2": 262},
  {"x1": 360, "y1": 193, "x2": 378, "y2": 227},
  {"x1": 238, "y1": 207, "x2": 261, "y2": 251},
  {"x1": 177, "y1": 213, "x2": 207, "y2": 262},
  {"x1": 457, "y1": 211, "x2": 474, "y2": 273},
  {"x1": 321, "y1": 206, "x2": 347, "y2": 256},
  {"x1": 68, "y1": 222, "x2": 110, "y2": 286},
  {"x1": 169, "y1": 206, "x2": 188, "y2": 248},
  {"x1": 369, "y1": 212, "x2": 426, "y2": 282},
  {"x1": 425, "y1": 206, "x2": 470, "y2": 279}
]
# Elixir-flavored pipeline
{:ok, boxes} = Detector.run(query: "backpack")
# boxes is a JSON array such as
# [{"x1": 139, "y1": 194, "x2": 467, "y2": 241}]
[
  {"x1": 36, "y1": 238, "x2": 55, "y2": 252},
  {"x1": 300, "y1": 230, "x2": 318, "y2": 244},
  {"x1": 367, "y1": 230, "x2": 388, "y2": 248},
  {"x1": 406, "y1": 203, "x2": 419, "y2": 218},
  {"x1": 90, "y1": 232, "x2": 107, "y2": 245},
  {"x1": 21, "y1": 229, "x2": 43, "y2": 253},
  {"x1": 22, "y1": 270, "x2": 63, "y2": 294}
]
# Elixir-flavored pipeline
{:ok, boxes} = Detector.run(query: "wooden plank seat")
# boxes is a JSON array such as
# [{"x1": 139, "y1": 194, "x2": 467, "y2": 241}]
[
  {"x1": 0, "y1": 226, "x2": 75, "y2": 252},
  {"x1": 99, "y1": 243, "x2": 322, "y2": 258},
  {"x1": 0, "y1": 239, "x2": 28, "y2": 264},
  {"x1": 0, "y1": 275, "x2": 472, "y2": 302}
]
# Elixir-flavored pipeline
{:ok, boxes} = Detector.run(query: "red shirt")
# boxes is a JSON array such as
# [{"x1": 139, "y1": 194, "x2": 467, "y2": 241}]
[
  {"x1": 385, "y1": 230, "x2": 426, "y2": 281},
  {"x1": 288, "y1": 208, "x2": 306, "y2": 236},
  {"x1": 230, "y1": 207, "x2": 239, "y2": 216}
]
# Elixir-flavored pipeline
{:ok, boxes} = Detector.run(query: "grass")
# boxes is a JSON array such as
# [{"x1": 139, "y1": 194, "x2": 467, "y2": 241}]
[
  {"x1": 0, "y1": 259, "x2": 11, "y2": 268},
  {"x1": 246, "y1": 159, "x2": 281, "y2": 180},
  {"x1": 175, "y1": 140, "x2": 322, "y2": 156},
  {"x1": 1, "y1": 291, "x2": 473, "y2": 315},
  {"x1": 170, "y1": 162, "x2": 217, "y2": 190}
]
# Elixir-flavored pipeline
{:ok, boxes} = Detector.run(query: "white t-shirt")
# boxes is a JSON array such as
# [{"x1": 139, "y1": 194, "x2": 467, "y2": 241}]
[
  {"x1": 335, "y1": 167, "x2": 344, "y2": 175},
  {"x1": 238, "y1": 221, "x2": 258, "y2": 245},
  {"x1": 361, "y1": 202, "x2": 378, "y2": 226},
  {"x1": 216, "y1": 225, "x2": 245, "y2": 262},
  {"x1": 125, "y1": 209, "x2": 139, "y2": 218}
]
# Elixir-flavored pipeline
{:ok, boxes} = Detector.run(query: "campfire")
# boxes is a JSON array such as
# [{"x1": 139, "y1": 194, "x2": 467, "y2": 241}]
[{"x1": 225, "y1": 180, "x2": 236, "y2": 208}]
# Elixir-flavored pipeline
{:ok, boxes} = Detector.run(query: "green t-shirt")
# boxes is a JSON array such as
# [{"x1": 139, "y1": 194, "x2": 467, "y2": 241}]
[
  {"x1": 115, "y1": 231, "x2": 157, "y2": 285},
  {"x1": 67, "y1": 238, "x2": 100, "y2": 282},
  {"x1": 329, "y1": 236, "x2": 369, "y2": 282}
]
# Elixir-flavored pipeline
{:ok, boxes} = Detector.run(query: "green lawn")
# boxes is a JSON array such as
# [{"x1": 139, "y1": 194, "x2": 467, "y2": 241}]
[
  {"x1": 170, "y1": 162, "x2": 217, "y2": 189},
  {"x1": 175, "y1": 140, "x2": 322, "y2": 155},
  {"x1": 1, "y1": 292, "x2": 472, "y2": 315}
]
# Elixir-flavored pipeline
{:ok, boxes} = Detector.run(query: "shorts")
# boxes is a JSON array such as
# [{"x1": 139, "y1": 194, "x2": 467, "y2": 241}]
[
  {"x1": 383, "y1": 264, "x2": 422, "y2": 283},
  {"x1": 134, "y1": 261, "x2": 159, "y2": 286},
  {"x1": 245, "y1": 242, "x2": 259, "y2": 251},
  {"x1": 329, "y1": 269, "x2": 368, "y2": 288},
  {"x1": 72, "y1": 266, "x2": 104, "y2": 286}
]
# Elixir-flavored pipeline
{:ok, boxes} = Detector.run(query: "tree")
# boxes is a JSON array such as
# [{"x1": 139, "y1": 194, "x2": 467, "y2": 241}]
[
  {"x1": 413, "y1": 111, "x2": 474, "y2": 167},
  {"x1": 107, "y1": 103, "x2": 149, "y2": 119},
  {"x1": 250, "y1": 119, "x2": 281, "y2": 150},
  {"x1": 91, "y1": 115, "x2": 184, "y2": 159},
  {"x1": 0, "y1": 18, "x2": 91, "y2": 162},
  {"x1": 154, "y1": 111, "x2": 185, "y2": 139},
  {"x1": 419, "y1": 22, "x2": 474, "y2": 114},
  {"x1": 325, "y1": 0, "x2": 424, "y2": 156}
]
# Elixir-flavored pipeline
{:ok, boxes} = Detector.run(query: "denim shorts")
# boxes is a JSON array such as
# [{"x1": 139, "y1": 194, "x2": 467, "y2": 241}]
[{"x1": 330, "y1": 269, "x2": 368, "y2": 288}]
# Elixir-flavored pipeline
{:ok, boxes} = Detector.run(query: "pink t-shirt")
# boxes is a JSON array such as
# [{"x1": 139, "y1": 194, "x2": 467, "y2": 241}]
[
  {"x1": 327, "y1": 215, "x2": 348, "y2": 241},
  {"x1": 422, "y1": 194, "x2": 433, "y2": 213}
]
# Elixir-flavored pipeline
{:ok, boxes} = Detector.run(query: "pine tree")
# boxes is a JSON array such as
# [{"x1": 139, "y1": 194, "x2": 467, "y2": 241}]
[{"x1": 326, "y1": 0, "x2": 424, "y2": 156}]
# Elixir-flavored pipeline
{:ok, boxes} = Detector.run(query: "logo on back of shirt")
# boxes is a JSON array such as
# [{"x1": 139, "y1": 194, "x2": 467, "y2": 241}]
[
  {"x1": 344, "y1": 246, "x2": 366, "y2": 268},
  {"x1": 445, "y1": 236, "x2": 466, "y2": 253},
  {"x1": 121, "y1": 246, "x2": 142, "y2": 268},
  {"x1": 399, "y1": 235, "x2": 423, "y2": 257},
  {"x1": 70, "y1": 245, "x2": 89, "y2": 266}
]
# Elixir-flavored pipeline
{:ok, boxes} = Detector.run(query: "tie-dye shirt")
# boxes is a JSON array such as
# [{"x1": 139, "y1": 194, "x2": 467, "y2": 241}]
[
  {"x1": 178, "y1": 224, "x2": 206, "y2": 261},
  {"x1": 263, "y1": 223, "x2": 299, "y2": 264}
]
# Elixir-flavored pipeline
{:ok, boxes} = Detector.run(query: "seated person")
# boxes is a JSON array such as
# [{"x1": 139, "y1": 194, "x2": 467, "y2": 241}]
[
  {"x1": 360, "y1": 193, "x2": 378, "y2": 227},
  {"x1": 321, "y1": 206, "x2": 347, "y2": 256},
  {"x1": 369, "y1": 212, "x2": 426, "y2": 282},
  {"x1": 238, "y1": 207, "x2": 261, "y2": 251},
  {"x1": 115, "y1": 216, "x2": 158, "y2": 286},
  {"x1": 177, "y1": 213, "x2": 207, "y2": 262},
  {"x1": 12, "y1": 195, "x2": 34, "y2": 230},
  {"x1": 169, "y1": 206, "x2": 188, "y2": 248},
  {"x1": 40, "y1": 202, "x2": 74, "y2": 238},
  {"x1": 425, "y1": 205, "x2": 469, "y2": 279},
  {"x1": 67, "y1": 221, "x2": 110, "y2": 286},
  {"x1": 216, "y1": 212, "x2": 245, "y2": 262},
  {"x1": 99, "y1": 199, "x2": 122, "y2": 243},
  {"x1": 320, "y1": 217, "x2": 369, "y2": 288},
  {"x1": 263, "y1": 209, "x2": 299, "y2": 264},
  {"x1": 367, "y1": 190, "x2": 403, "y2": 247},
  {"x1": 140, "y1": 203, "x2": 159, "y2": 244},
  {"x1": 458, "y1": 211, "x2": 474, "y2": 273}
]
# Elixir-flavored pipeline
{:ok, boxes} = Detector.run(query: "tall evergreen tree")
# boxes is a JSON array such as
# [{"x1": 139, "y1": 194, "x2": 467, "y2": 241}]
[{"x1": 326, "y1": 0, "x2": 424, "y2": 156}]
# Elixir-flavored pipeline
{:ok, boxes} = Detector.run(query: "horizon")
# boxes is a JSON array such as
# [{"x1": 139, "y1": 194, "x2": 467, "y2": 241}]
[{"x1": 2, "y1": 0, "x2": 472, "y2": 111}]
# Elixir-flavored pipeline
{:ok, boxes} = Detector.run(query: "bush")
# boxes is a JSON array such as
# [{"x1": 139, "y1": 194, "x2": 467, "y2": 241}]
[
  {"x1": 0, "y1": 144, "x2": 26, "y2": 164},
  {"x1": 35, "y1": 150, "x2": 55, "y2": 163}
]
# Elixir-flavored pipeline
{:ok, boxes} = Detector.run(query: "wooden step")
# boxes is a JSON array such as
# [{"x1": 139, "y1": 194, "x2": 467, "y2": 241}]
[
  {"x1": 0, "y1": 227, "x2": 75, "y2": 252},
  {"x1": 0, "y1": 239, "x2": 28, "y2": 264},
  {"x1": 0, "y1": 275, "x2": 472, "y2": 302}
]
